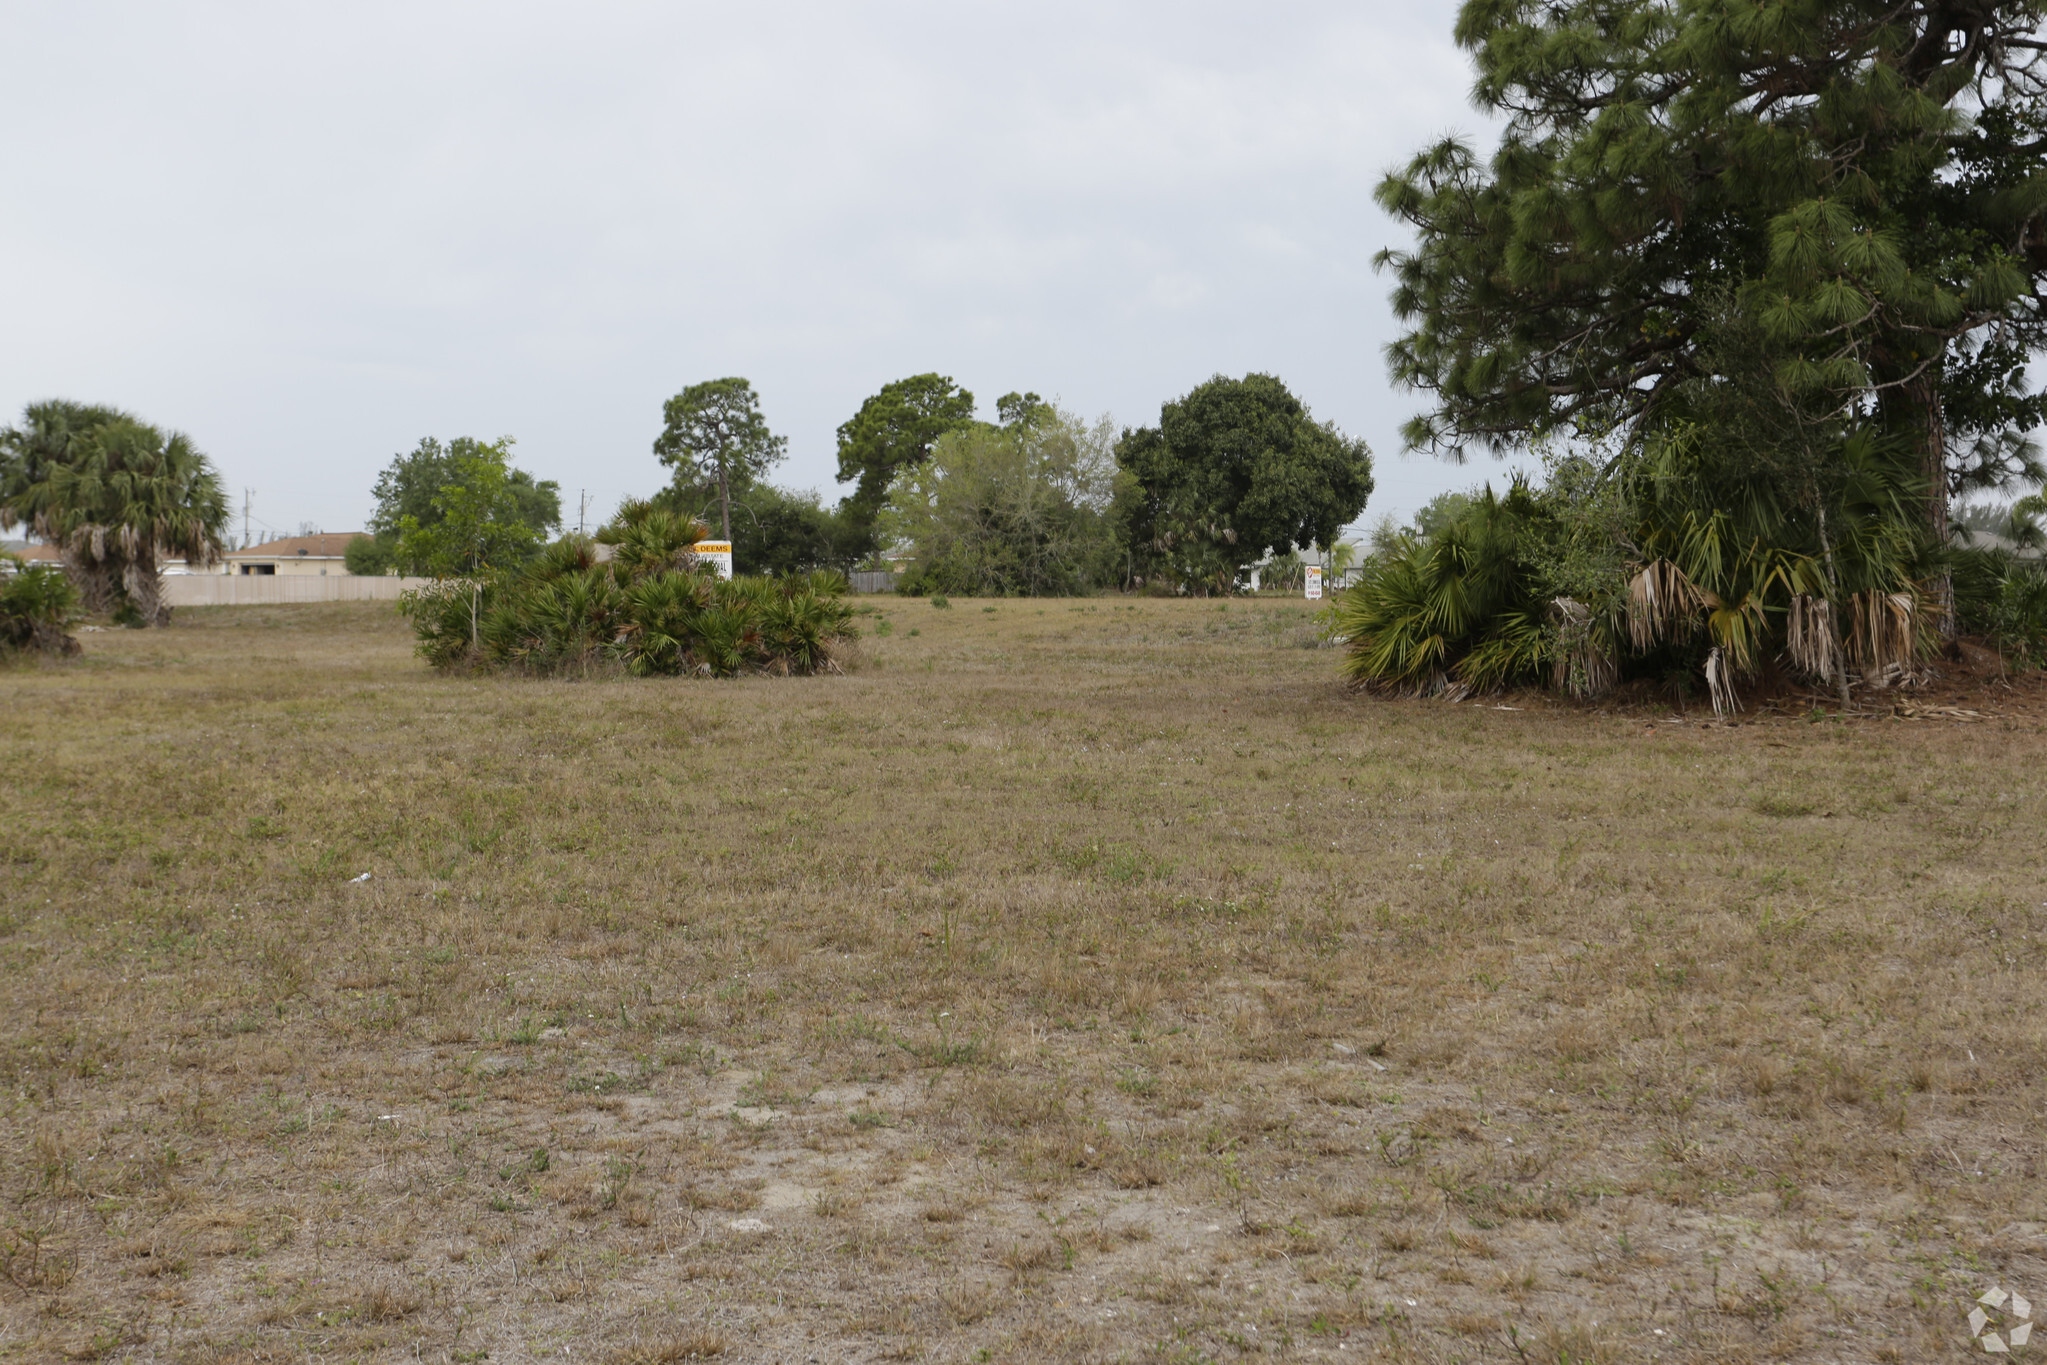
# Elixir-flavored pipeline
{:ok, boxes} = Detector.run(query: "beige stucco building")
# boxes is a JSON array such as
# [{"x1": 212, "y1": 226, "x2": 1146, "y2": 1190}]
[{"x1": 225, "y1": 534, "x2": 367, "y2": 576}]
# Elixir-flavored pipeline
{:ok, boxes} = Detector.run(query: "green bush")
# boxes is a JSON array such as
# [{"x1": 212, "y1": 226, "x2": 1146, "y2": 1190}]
[
  {"x1": 1954, "y1": 548, "x2": 2047, "y2": 670},
  {"x1": 1332, "y1": 484, "x2": 1546, "y2": 696},
  {"x1": 400, "y1": 502, "x2": 855, "y2": 677},
  {"x1": 0, "y1": 557, "x2": 82, "y2": 657},
  {"x1": 1336, "y1": 429, "x2": 1937, "y2": 705}
]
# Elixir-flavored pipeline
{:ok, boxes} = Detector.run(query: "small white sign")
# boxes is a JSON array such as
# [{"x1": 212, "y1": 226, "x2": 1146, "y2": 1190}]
[
  {"x1": 1305, "y1": 565, "x2": 1323, "y2": 600},
  {"x1": 693, "y1": 540, "x2": 734, "y2": 580}
]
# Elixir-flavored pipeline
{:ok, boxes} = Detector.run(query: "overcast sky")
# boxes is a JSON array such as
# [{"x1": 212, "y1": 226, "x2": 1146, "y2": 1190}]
[{"x1": 1, "y1": 1, "x2": 1517, "y2": 545}]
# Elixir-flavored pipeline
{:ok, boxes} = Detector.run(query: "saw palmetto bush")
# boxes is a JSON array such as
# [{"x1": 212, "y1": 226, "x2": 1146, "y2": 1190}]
[
  {"x1": 1334, "y1": 482, "x2": 1547, "y2": 697},
  {"x1": 0, "y1": 556, "x2": 82, "y2": 658},
  {"x1": 1953, "y1": 549, "x2": 2047, "y2": 671},
  {"x1": 401, "y1": 500, "x2": 854, "y2": 677},
  {"x1": 1336, "y1": 430, "x2": 1940, "y2": 708}
]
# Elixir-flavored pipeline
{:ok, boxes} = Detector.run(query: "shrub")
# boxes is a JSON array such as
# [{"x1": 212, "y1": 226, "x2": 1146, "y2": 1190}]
[
  {"x1": 0, "y1": 557, "x2": 82, "y2": 657},
  {"x1": 1332, "y1": 484, "x2": 1546, "y2": 697},
  {"x1": 1954, "y1": 548, "x2": 2047, "y2": 670},
  {"x1": 1336, "y1": 429, "x2": 1938, "y2": 707},
  {"x1": 400, "y1": 503, "x2": 855, "y2": 677}
]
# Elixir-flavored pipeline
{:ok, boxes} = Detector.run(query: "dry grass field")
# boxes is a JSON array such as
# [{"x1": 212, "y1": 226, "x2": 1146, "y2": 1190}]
[{"x1": 1, "y1": 596, "x2": 2042, "y2": 1364}]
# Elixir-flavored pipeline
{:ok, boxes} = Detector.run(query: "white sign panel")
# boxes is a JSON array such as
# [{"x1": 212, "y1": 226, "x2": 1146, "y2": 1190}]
[
  {"x1": 693, "y1": 540, "x2": 734, "y2": 580},
  {"x1": 1305, "y1": 564, "x2": 1323, "y2": 600}
]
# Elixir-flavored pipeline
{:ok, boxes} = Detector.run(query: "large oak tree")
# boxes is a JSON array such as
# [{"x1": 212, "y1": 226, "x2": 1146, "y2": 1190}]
[{"x1": 1115, "y1": 374, "x2": 1374, "y2": 594}]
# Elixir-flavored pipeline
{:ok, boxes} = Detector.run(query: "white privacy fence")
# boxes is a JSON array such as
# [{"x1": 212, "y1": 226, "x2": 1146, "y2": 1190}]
[{"x1": 163, "y1": 576, "x2": 431, "y2": 606}]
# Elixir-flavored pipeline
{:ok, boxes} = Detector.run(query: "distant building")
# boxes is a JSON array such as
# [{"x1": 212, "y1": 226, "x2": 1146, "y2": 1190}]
[
  {"x1": 1, "y1": 541, "x2": 64, "y2": 570},
  {"x1": 0, "y1": 541, "x2": 210, "y2": 573},
  {"x1": 225, "y1": 533, "x2": 368, "y2": 577}
]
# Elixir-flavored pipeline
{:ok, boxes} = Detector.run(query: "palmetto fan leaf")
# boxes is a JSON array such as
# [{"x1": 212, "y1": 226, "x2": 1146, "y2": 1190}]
[{"x1": 1336, "y1": 485, "x2": 1545, "y2": 695}]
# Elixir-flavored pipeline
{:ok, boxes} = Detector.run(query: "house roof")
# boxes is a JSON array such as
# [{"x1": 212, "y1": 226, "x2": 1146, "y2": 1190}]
[
  {"x1": 2, "y1": 542, "x2": 63, "y2": 565},
  {"x1": 228, "y1": 533, "x2": 367, "y2": 559}
]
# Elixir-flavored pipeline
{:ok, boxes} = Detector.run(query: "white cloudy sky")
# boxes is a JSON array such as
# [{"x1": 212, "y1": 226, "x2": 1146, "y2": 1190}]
[{"x1": 1, "y1": 1, "x2": 1518, "y2": 543}]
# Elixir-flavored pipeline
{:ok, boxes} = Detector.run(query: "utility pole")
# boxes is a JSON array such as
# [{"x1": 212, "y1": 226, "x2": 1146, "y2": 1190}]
[
  {"x1": 578, "y1": 489, "x2": 588, "y2": 536},
  {"x1": 242, "y1": 489, "x2": 252, "y2": 549}
]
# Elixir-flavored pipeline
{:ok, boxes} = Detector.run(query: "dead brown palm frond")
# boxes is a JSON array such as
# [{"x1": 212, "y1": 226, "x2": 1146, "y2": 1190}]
[
  {"x1": 1548, "y1": 597, "x2": 1615, "y2": 697},
  {"x1": 1784, "y1": 594, "x2": 1842, "y2": 681},
  {"x1": 1625, "y1": 559, "x2": 1703, "y2": 651},
  {"x1": 1846, "y1": 589, "x2": 1917, "y2": 681},
  {"x1": 1705, "y1": 645, "x2": 1740, "y2": 717}
]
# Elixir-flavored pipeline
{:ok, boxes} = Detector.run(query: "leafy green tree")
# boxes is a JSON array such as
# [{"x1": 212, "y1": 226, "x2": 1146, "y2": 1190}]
[
  {"x1": 1115, "y1": 374, "x2": 1374, "y2": 594},
  {"x1": 655, "y1": 378, "x2": 788, "y2": 542},
  {"x1": 1377, "y1": 0, "x2": 2047, "y2": 555},
  {"x1": 834, "y1": 374, "x2": 978, "y2": 552},
  {"x1": 649, "y1": 478, "x2": 863, "y2": 577},
  {"x1": 729, "y1": 485, "x2": 857, "y2": 578},
  {"x1": 0, "y1": 400, "x2": 229, "y2": 624},
  {"x1": 343, "y1": 534, "x2": 395, "y2": 576},
  {"x1": 356, "y1": 436, "x2": 560, "y2": 575},
  {"x1": 882, "y1": 407, "x2": 1126, "y2": 596},
  {"x1": 395, "y1": 441, "x2": 549, "y2": 649},
  {"x1": 994, "y1": 391, "x2": 1055, "y2": 435}
]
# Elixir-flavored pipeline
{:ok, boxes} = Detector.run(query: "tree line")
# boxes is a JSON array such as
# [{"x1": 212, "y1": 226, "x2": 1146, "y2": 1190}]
[
  {"x1": 347, "y1": 371, "x2": 1375, "y2": 597},
  {"x1": 0, "y1": 368, "x2": 1375, "y2": 661}
]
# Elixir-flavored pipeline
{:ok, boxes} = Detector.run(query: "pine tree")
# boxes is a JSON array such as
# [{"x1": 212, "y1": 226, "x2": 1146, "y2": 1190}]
[{"x1": 1378, "y1": 0, "x2": 2047, "y2": 562}]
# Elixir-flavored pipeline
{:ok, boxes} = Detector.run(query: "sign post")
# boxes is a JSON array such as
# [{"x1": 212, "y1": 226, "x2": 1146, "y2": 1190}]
[
  {"x1": 1305, "y1": 564, "x2": 1323, "y2": 600},
  {"x1": 692, "y1": 540, "x2": 734, "y2": 580}
]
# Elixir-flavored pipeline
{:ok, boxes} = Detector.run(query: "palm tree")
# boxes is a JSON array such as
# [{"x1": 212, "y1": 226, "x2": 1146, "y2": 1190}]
[
  {"x1": 0, "y1": 401, "x2": 126, "y2": 612},
  {"x1": 0, "y1": 402, "x2": 229, "y2": 624}
]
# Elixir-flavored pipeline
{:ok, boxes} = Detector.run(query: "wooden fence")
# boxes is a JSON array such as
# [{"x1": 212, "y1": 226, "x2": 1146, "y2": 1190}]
[{"x1": 163, "y1": 576, "x2": 431, "y2": 607}]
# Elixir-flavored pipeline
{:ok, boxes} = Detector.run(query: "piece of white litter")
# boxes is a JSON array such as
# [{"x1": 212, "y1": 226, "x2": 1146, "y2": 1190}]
[
  {"x1": 348, "y1": 872, "x2": 371, "y2": 884},
  {"x1": 2010, "y1": 1322, "x2": 2032, "y2": 1347},
  {"x1": 1972, "y1": 1308, "x2": 1991, "y2": 1336},
  {"x1": 1332, "y1": 1042, "x2": 1355, "y2": 1056},
  {"x1": 1368, "y1": 1060, "x2": 1388, "y2": 1072},
  {"x1": 1206, "y1": 1225, "x2": 1221, "y2": 1233},
  {"x1": 2010, "y1": 1294, "x2": 2030, "y2": 1319},
  {"x1": 1982, "y1": 1288, "x2": 2010, "y2": 1309},
  {"x1": 725, "y1": 1218, "x2": 772, "y2": 1233}
]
